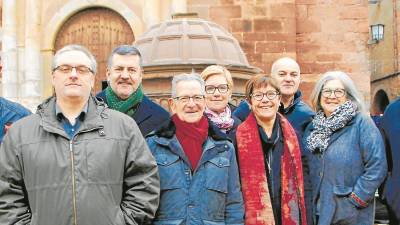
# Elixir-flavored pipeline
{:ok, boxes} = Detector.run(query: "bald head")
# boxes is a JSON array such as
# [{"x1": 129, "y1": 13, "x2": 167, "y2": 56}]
[
  {"x1": 271, "y1": 57, "x2": 300, "y2": 75},
  {"x1": 270, "y1": 57, "x2": 301, "y2": 98}
]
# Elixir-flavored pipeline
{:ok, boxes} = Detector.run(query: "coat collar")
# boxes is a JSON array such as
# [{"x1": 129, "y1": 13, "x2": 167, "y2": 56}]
[{"x1": 37, "y1": 96, "x2": 106, "y2": 138}]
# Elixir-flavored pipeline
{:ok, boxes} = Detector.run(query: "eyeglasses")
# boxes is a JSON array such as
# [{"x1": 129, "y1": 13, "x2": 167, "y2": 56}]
[
  {"x1": 251, "y1": 91, "x2": 280, "y2": 101},
  {"x1": 54, "y1": 65, "x2": 93, "y2": 75},
  {"x1": 112, "y1": 66, "x2": 140, "y2": 76},
  {"x1": 205, "y1": 84, "x2": 229, "y2": 94},
  {"x1": 321, "y1": 88, "x2": 346, "y2": 98},
  {"x1": 174, "y1": 95, "x2": 205, "y2": 104}
]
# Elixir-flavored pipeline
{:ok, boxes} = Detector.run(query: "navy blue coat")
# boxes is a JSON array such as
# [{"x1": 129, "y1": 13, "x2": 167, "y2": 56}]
[
  {"x1": 96, "y1": 91, "x2": 170, "y2": 137},
  {"x1": 279, "y1": 91, "x2": 315, "y2": 138},
  {"x1": 381, "y1": 97, "x2": 400, "y2": 220},
  {"x1": 303, "y1": 113, "x2": 387, "y2": 225},
  {"x1": 0, "y1": 97, "x2": 31, "y2": 143},
  {"x1": 232, "y1": 91, "x2": 315, "y2": 137}
]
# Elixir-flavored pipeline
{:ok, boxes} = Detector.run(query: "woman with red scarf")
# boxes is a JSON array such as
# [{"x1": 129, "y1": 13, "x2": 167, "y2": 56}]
[
  {"x1": 233, "y1": 74, "x2": 308, "y2": 225},
  {"x1": 146, "y1": 73, "x2": 244, "y2": 225}
]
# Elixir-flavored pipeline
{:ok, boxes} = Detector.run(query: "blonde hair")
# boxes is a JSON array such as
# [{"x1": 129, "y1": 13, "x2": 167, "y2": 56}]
[{"x1": 200, "y1": 65, "x2": 234, "y2": 89}]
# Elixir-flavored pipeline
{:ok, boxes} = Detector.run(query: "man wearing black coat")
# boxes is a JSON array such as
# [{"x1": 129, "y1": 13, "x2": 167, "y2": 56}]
[{"x1": 96, "y1": 45, "x2": 169, "y2": 136}]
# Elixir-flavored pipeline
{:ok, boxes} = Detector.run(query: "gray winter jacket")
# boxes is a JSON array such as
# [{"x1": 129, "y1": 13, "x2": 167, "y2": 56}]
[{"x1": 0, "y1": 96, "x2": 160, "y2": 225}]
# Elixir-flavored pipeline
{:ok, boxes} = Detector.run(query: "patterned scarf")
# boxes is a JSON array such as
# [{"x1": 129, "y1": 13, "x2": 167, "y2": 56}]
[
  {"x1": 236, "y1": 112, "x2": 307, "y2": 225},
  {"x1": 105, "y1": 84, "x2": 144, "y2": 117},
  {"x1": 306, "y1": 100, "x2": 357, "y2": 153},
  {"x1": 204, "y1": 106, "x2": 234, "y2": 132}
]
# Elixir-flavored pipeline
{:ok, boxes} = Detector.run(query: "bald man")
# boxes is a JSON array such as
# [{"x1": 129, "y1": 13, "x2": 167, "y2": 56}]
[
  {"x1": 270, "y1": 57, "x2": 314, "y2": 137},
  {"x1": 233, "y1": 57, "x2": 314, "y2": 136}
]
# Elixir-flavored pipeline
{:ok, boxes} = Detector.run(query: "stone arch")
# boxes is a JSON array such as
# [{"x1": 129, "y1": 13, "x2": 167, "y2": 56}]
[
  {"x1": 42, "y1": 0, "x2": 144, "y2": 50},
  {"x1": 41, "y1": 0, "x2": 144, "y2": 95},
  {"x1": 372, "y1": 89, "x2": 390, "y2": 115}
]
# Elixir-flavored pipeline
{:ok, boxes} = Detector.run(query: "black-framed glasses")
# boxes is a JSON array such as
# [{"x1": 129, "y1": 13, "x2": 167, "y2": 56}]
[
  {"x1": 205, "y1": 84, "x2": 229, "y2": 94},
  {"x1": 321, "y1": 88, "x2": 346, "y2": 98},
  {"x1": 54, "y1": 65, "x2": 93, "y2": 75},
  {"x1": 174, "y1": 95, "x2": 205, "y2": 104},
  {"x1": 251, "y1": 91, "x2": 280, "y2": 101}
]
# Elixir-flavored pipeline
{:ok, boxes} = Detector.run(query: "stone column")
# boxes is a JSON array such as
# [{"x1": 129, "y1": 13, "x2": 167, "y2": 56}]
[
  {"x1": 2, "y1": 0, "x2": 19, "y2": 101},
  {"x1": 171, "y1": 0, "x2": 187, "y2": 14},
  {"x1": 23, "y1": 0, "x2": 42, "y2": 109},
  {"x1": 144, "y1": 0, "x2": 161, "y2": 29}
]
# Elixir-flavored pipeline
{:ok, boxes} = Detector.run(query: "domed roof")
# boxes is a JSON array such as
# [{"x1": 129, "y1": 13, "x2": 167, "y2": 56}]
[{"x1": 135, "y1": 17, "x2": 250, "y2": 68}]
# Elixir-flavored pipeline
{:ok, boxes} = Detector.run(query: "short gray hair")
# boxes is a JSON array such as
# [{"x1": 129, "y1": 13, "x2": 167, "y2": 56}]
[
  {"x1": 52, "y1": 44, "x2": 97, "y2": 74},
  {"x1": 171, "y1": 73, "x2": 205, "y2": 98},
  {"x1": 310, "y1": 71, "x2": 366, "y2": 113},
  {"x1": 107, "y1": 45, "x2": 143, "y2": 69}
]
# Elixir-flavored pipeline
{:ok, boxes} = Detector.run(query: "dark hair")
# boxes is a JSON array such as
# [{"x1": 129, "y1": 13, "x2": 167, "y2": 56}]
[
  {"x1": 245, "y1": 74, "x2": 280, "y2": 103},
  {"x1": 107, "y1": 45, "x2": 143, "y2": 68}
]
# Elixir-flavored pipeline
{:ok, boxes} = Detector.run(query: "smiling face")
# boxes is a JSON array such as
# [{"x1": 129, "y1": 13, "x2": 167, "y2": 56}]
[
  {"x1": 250, "y1": 85, "x2": 281, "y2": 122},
  {"x1": 52, "y1": 50, "x2": 95, "y2": 103},
  {"x1": 271, "y1": 58, "x2": 301, "y2": 98},
  {"x1": 204, "y1": 74, "x2": 231, "y2": 114},
  {"x1": 320, "y1": 79, "x2": 348, "y2": 117},
  {"x1": 107, "y1": 54, "x2": 142, "y2": 100},
  {"x1": 170, "y1": 80, "x2": 206, "y2": 123}
]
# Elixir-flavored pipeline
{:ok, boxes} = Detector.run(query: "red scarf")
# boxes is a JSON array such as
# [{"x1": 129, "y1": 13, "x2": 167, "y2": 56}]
[
  {"x1": 172, "y1": 114, "x2": 209, "y2": 170},
  {"x1": 236, "y1": 112, "x2": 307, "y2": 225}
]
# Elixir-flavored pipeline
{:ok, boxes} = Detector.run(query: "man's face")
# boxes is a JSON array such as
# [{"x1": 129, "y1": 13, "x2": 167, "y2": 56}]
[
  {"x1": 107, "y1": 54, "x2": 142, "y2": 100},
  {"x1": 169, "y1": 80, "x2": 206, "y2": 123},
  {"x1": 271, "y1": 59, "x2": 301, "y2": 97},
  {"x1": 52, "y1": 50, "x2": 95, "y2": 102}
]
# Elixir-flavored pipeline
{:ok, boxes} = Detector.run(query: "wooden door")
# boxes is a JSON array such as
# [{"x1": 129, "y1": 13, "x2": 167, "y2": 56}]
[{"x1": 54, "y1": 7, "x2": 135, "y2": 93}]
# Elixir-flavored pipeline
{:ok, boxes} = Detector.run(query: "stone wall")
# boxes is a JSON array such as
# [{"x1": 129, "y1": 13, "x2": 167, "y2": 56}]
[{"x1": 188, "y1": 0, "x2": 370, "y2": 103}]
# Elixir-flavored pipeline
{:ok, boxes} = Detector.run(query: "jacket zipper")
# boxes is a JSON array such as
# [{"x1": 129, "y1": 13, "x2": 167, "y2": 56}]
[
  {"x1": 69, "y1": 127, "x2": 100, "y2": 225},
  {"x1": 69, "y1": 140, "x2": 78, "y2": 225}
]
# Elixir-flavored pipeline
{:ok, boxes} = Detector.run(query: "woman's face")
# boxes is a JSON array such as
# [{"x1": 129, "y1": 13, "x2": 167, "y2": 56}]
[
  {"x1": 204, "y1": 74, "x2": 231, "y2": 114},
  {"x1": 250, "y1": 85, "x2": 281, "y2": 122},
  {"x1": 320, "y1": 79, "x2": 348, "y2": 117}
]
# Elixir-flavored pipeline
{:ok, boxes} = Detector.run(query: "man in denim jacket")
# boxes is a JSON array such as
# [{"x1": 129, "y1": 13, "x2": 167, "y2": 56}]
[
  {"x1": 0, "y1": 97, "x2": 31, "y2": 143},
  {"x1": 146, "y1": 73, "x2": 244, "y2": 225}
]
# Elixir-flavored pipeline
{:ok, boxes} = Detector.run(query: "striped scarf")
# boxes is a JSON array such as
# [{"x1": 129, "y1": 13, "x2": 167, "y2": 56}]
[{"x1": 236, "y1": 112, "x2": 307, "y2": 225}]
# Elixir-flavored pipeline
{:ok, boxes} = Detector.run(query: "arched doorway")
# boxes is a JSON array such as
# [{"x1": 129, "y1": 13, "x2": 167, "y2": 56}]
[
  {"x1": 54, "y1": 7, "x2": 135, "y2": 92},
  {"x1": 372, "y1": 89, "x2": 390, "y2": 115}
]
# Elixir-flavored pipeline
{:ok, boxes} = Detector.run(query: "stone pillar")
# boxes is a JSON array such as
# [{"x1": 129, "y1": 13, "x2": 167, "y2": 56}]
[
  {"x1": 2, "y1": 0, "x2": 19, "y2": 101},
  {"x1": 144, "y1": 0, "x2": 161, "y2": 29},
  {"x1": 23, "y1": 0, "x2": 42, "y2": 109},
  {"x1": 171, "y1": 0, "x2": 187, "y2": 14}
]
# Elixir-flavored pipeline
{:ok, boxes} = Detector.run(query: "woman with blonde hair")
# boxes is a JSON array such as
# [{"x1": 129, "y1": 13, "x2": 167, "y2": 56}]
[{"x1": 201, "y1": 65, "x2": 241, "y2": 134}]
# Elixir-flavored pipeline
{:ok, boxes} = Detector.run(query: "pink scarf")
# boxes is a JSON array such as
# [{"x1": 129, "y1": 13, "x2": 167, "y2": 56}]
[{"x1": 204, "y1": 106, "x2": 234, "y2": 132}]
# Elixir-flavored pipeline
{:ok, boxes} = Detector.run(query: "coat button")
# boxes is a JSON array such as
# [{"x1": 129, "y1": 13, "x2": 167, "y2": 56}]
[
  {"x1": 319, "y1": 171, "x2": 323, "y2": 177},
  {"x1": 224, "y1": 145, "x2": 228, "y2": 149}
]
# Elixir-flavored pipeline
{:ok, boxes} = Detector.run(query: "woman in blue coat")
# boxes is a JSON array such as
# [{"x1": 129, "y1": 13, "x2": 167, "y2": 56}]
[{"x1": 303, "y1": 71, "x2": 387, "y2": 225}]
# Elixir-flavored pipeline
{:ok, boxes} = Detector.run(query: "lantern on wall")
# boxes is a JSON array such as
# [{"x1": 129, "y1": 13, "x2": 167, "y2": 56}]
[{"x1": 370, "y1": 24, "x2": 384, "y2": 42}]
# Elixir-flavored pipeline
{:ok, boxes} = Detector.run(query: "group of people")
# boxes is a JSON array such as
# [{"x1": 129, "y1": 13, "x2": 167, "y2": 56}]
[{"x1": 0, "y1": 43, "x2": 397, "y2": 225}]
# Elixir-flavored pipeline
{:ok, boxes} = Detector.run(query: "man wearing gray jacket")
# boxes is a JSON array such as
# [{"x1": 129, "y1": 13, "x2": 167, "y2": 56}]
[{"x1": 0, "y1": 44, "x2": 160, "y2": 225}]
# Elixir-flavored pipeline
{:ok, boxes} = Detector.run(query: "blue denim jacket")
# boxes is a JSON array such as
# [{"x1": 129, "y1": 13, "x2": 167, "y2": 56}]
[
  {"x1": 0, "y1": 97, "x2": 31, "y2": 143},
  {"x1": 146, "y1": 119, "x2": 244, "y2": 225},
  {"x1": 303, "y1": 113, "x2": 387, "y2": 225}
]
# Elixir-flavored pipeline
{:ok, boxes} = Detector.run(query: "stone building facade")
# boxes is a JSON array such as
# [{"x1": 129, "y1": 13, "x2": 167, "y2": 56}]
[
  {"x1": 369, "y1": 0, "x2": 400, "y2": 115},
  {"x1": 0, "y1": 0, "x2": 373, "y2": 111}
]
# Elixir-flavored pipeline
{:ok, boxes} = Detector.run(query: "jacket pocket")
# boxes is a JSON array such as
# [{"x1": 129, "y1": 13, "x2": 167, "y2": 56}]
[
  {"x1": 154, "y1": 153, "x2": 184, "y2": 190},
  {"x1": 204, "y1": 156, "x2": 230, "y2": 220},
  {"x1": 332, "y1": 185, "x2": 358, "y2": 225}
]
